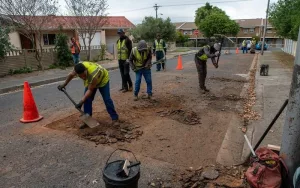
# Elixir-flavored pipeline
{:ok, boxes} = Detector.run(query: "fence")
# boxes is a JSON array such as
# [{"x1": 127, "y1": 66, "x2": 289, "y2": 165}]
[
  {"x1": 0, "y1": 46, "x2": 107, "y2": 77},
  {"x1": 282, "y1": 39, "x2": 297, "y2": 56}
]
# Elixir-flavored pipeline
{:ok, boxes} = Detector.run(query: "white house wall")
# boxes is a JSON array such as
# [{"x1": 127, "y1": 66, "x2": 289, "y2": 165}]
[
  {"x1": 8, "y1": 32, "x2": 22, "y2": 50},
  {"x1": 79, "y1": 32, "x2": 101, "y2": 48}
]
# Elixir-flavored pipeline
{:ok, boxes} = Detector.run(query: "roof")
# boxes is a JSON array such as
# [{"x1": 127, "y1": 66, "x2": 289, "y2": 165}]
[
  {"x1": 174, "y1": 22, "x2": 197, "y2": 30},
  {"x1": 5, "y1": 15, "x2": 135, "y2": 30}
]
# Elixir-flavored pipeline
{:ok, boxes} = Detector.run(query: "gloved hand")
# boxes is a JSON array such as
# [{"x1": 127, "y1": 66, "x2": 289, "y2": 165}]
[
  {"x1": 215, "y1": 52, "x2": 221, "y2": 57},
  {"x1": 75, "y1": 100, "x2": 84, "y2": 109},
  {"x1": 57, "y1": 85, "x2": 65, "y2": 91},
  {"x1": 125, "y1": 59, "x2": 130, "y2": 64}
]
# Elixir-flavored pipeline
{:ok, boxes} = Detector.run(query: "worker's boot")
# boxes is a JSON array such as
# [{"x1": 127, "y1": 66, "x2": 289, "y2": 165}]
[
  {"x1": 147, "y1": 94, "x2": 152, "y2": 100},
  {"x1": 200, "y1": 87, "x2": 209, "y2": 94},
  {"x1": 134, "y1": 95, "x2": 139, "y2": 101},
  {"x1": 112, "y1": 120, "x2": 120, "y2": 127},
  {"x1": 128, "y1": 86, "x2": 133, "y2": 91}
]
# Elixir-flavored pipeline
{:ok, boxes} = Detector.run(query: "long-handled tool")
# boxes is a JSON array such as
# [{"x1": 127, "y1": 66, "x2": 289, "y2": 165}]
[{"x1": 61, "y1": 88, "x2": 100, "y2": 128}]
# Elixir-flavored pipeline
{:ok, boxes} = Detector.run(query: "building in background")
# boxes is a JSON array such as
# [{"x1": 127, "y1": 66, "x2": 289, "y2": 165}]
[{"x1": 174, "y1": 18, "x2": 283, "y2": 47}]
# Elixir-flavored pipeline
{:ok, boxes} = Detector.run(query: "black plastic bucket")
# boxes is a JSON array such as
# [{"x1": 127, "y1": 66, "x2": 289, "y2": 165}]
[{"x1": 103, "y1": 149, "x2": 140, "y2": 188}]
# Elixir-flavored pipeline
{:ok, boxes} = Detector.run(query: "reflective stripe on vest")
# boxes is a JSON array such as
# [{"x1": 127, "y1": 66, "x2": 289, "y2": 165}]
[
  {"x1": 117, "y1": 39, "x2": 128, "y2": 60},
  {"x1": 82, "y1": 61, "x2": 109, "y2": 88},
  {"x1": 71, "y1": 42, "x2": 80, "y2": 54},
  {"x1": 155, "y1": 40, "x2": 164, "y2": 51},
  {"x1": 197, "y1": 45, "x2": 210, "y2": 61},
  {"x1": 133, "y1": 47, "x2": 148, "y2": 67}
]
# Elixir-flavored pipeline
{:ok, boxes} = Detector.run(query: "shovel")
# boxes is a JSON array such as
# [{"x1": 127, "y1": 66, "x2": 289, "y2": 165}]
[{"x1": 61, "y1": 89, "x2": 100, "y2": 128}]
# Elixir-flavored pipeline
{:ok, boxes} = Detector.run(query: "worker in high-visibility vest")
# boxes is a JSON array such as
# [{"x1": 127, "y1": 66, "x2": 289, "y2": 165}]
[
  {"x1": 242, "y1": 39, "x2": 248, "y2": 54},
  {"x1": 70, "y1": 37, "x2": 81, "y2": 64},
  {"x1": 194, "y1": 43, "x2": 220, "y2": 93},
  {"x1": 129, "y1": 40, "x2": 153, "y2": 101},
  {"x1": 153, "y1": 34, "x2": 167, "y2": 71},
  {"x1": 58, "y1": 61, "x2": 119, "y2": 128},
  {"x1": 116, "y1": 28, "x2": 133, "y2": 93}
]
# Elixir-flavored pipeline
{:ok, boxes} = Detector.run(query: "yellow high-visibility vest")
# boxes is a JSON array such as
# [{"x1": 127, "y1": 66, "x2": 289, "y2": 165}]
[{"x1": 81, "y1": 61, "x2": 109, "y2": 88}]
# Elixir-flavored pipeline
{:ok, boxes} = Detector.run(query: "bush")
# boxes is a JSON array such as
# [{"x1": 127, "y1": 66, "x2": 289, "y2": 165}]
[
  {"x1": 99, "y1": 44, "x2": 106, "y2": 61},
  {"x1": 0, "y1": 27, "x2": 13, "y2": 59},
  {"x1": 55, "y1": 33, "x2": 73, "y2": 67},
  {"x1": 9, "y1": 66, "x2": 33, "y2": 75}
]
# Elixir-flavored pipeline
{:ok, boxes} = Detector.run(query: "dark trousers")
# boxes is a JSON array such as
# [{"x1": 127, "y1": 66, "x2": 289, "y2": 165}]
[
  {"x1": 118, "y1": 60, "x2": 132, "y2": 90},
  {"x1": 83, "y1": 81, "x2": 118, "y2": 120},
  {"x1": 195, "y1": 59, "x2": 207, "y2": 89},
  {"x1": 156, "y1": 51, "x2": 165, "y2": 71}
]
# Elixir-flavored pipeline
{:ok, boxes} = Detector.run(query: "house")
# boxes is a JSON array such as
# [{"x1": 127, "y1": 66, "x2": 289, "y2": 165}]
[
  {"x1": 2, "y1": 15, "x2": 135, "y2": 51},
  {"x1": 174, "y1": 18, "x2": 283, "y2": 47}
]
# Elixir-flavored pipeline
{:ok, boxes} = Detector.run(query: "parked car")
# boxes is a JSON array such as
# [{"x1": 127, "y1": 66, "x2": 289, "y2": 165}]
[
  {"x1": 240, "y1": 40, "x2": 251, "y2": 50},
  {"x1": 256, "y1": 42, "x2": 268, "y2": 50}
]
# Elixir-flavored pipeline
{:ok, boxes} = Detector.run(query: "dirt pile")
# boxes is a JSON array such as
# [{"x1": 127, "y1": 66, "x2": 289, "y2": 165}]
[
  {"x1": 157, "y1": 109, "x2": 201, "y2": 125},
  {"x1": 177, "y1": 164, "x2": 247, "y2": 188},
  {"x1": 80, "y1": 122, "x2": 144, "y2": 144}
]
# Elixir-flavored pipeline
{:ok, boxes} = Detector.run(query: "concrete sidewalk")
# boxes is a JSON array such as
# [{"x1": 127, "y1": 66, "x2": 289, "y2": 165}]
[
  {"x1": 0, "y1": 50, "x2": 197, "y2": 94},
  {"x1": 243, "y1": 51, "x2": 293, "y2": 159}
]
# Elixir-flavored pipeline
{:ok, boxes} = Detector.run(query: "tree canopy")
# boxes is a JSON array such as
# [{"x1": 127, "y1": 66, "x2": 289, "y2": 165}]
[
  {"x1": 0, "y1": 27, "x2": 13, "y2": 60},
  {"x1": 194, "y1": 3, "x2": 239, "y2": 37},
  {"x1": 269, "y1": 0, "x2": 300, "y2": 40},
  {"x1": 130, "y1": 17, "x2": 176, "y2": 42}
]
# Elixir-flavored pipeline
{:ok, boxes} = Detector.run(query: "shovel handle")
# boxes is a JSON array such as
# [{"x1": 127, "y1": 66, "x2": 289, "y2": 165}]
[{"x1": 61, "y1": 89, "x2": 84, "y2": 114}]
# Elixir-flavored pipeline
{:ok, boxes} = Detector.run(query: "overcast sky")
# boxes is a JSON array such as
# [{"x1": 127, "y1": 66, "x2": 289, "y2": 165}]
[{"x1": 58, "y1": 0, "x2": 278, "y2": 24}]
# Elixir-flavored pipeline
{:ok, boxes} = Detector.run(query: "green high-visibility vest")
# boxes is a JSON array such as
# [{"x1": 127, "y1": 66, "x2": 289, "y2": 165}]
[
  {"x1": 117, "y1": 39, "x2": 128, "y2": 60},
  {"x1": 133, "y1": 47, "x2": 148, "y2": 67},
  {"x1": 197, "y1": 45, "x2": 210, "y2": 61},
  {"x1": 242, "y1": 40, "x2": 247, "y2": 47},
  {"x1": 81, "y1": 61, "x2": 109, "y2": 88},
  {"x1": 155, "y1": 39, "x2": 164, "y2": 51}
]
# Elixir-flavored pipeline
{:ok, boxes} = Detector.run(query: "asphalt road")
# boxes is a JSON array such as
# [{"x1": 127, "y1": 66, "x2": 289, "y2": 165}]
[{"x1": 0, "y1": 53, "x2": 255, "y2": 187}]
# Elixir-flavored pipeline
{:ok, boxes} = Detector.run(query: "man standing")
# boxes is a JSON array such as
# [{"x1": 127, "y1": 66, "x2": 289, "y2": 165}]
[
  {"x1": 242, "y1": 39, "x2": 248, "y2": 54},
  {"x1": 58, "y1": 61, "x2": 119, "y2": 128},
  {"x1": 129, "y1": 40, "x2": 152, "y2": 101},
  {"x1": 117, "y1": 28, "x2": 133, "y2": 93},
  {"x1": 70, "y1": 37, "x2": 81, "y2": 64},
  {"x1": 194, "y1": 43, "x2": 220, "y2": 93},
  {"x1": 153, "y1": 34, "x2": 167, "y2": 71}
]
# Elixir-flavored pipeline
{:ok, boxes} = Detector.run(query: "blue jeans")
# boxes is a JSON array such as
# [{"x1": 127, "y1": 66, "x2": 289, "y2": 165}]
[
  {"x1": 72, "y1": 53, "x2": 80, "y2": 64},
  {"x1": 134, "y1": 69, "x2": 152, "y2": 96},
  {"x1": 83, "y1": 81, "x2": 118, "y2": 120},
  {"x1": 242, "y1": 47, "x2": 248, "y2": 54}
]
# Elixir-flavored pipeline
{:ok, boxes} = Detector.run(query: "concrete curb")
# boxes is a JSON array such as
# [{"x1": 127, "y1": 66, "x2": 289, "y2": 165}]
[
  {"x1": 0, "y1": 66, "x2": 119, "y2": 94},
  {"x1": 216, "y1": 54, "x2": 258, "y2": 166}
]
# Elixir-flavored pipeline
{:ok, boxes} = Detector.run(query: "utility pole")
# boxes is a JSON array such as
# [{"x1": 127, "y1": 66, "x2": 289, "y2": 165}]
[
  {"x1": 280, "y1": 28, "x2": 300, "y2": 187},
  {"x1": 153, "y1": 4, "x2": 161, "y2": 19},
  {"x1": 261, "y1": 0, "x2": 270, "y2": 55}
]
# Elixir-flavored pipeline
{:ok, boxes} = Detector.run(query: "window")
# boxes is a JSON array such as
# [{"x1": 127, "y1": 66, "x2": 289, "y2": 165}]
[
  {"x1": 249, "y1": 28, "x2": 254, "y2": 33},
  {"x1": 243, "y1": 28, "x2": 248, "y2": 33},
  {"x1": 43, "y1": 34, "x2": 56, "y2": 45},
  {"x1": 183, "y1": 30, "x2": 192, "y2": 35},
  {"x1": 267, "y1": 28, "x2": 272, "y2": 33}
]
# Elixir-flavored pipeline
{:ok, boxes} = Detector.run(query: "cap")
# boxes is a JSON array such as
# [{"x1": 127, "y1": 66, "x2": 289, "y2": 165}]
[{"x1": 117, "y1": 28, "x2": 125, "y2": 34}]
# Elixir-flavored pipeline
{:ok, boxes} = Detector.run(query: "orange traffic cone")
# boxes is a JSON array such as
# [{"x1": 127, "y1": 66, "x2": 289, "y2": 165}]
[
  {"x1": 20, "y1": 81, "x2": 43, "y2": 123},
  {"x1": 236, "y1": 47, "x2": 239, "y2": 54},
  {"x1": 176, "y1": 55, "x2": 183, "y2": 70}
]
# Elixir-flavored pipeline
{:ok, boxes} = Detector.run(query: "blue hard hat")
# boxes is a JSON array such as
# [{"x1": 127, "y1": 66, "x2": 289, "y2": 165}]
[{"x1": 117, "y1": 28, "x2": 125, "y2": 34}]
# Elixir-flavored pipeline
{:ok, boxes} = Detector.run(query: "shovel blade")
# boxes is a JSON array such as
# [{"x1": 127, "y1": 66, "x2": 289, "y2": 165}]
[{"x1": 79, "y1": 114, "x2": 100, "y2": 128}]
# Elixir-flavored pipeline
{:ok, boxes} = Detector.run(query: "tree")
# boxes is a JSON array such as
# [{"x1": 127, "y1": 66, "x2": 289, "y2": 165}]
[
  {"x1": 65, "y1": 0, "x2": 108, "y2": 61},
  {"x1": 0, "y1": 0, "x2": 58, "y2": 70},
  {"x1": 195, "y1": 3, "x2": 225, "y2": 28},
  {"x1": 55, "y1": 29, "x2": 73, "y2": 67},
  {"x1": 269, "y1": 0, "x2": 300, "y2": 40},
  {"x1": 130, "y1": 17, "x2": 176, "y2": 42},
  {"x1": 175, "y1": 31, "x2": 189, "y2": 44},
  {"x1": 194, "y1": 3, "x2": 240, "y2": 38},
  {"x1": 0, "y1": 27, "x2": 13, "y2": 60}
]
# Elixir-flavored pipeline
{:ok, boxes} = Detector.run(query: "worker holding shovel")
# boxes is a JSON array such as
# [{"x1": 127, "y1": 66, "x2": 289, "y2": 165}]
[
  {"x1": 195, "y1": 43, "x2": 220, "y2": 94},
  {"x1": 129, "y1": 40, "x2": 153, "y2": 101},
  {"x1": 58, "y1": 62, "x2": 119, "y2": 128}
]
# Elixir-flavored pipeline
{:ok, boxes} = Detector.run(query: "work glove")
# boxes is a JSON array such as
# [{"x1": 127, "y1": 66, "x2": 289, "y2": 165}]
[
  {"x1": 215, "y1": 52, "x2": 221, "y2": 57},
  {"x1": 75, "y1": 100, "x2": 84, "y2": 109},
  {"x1": 57, "y1": 85, "x2": 65, "y2": 91},
  {"x1": 125, "y1": 59, "x2": 130, "y2": 64}
]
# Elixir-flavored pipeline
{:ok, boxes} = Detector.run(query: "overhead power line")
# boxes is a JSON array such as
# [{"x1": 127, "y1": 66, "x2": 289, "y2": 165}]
[{"x1": 109, "y1": 0, "x2": 253, "y2": 15}]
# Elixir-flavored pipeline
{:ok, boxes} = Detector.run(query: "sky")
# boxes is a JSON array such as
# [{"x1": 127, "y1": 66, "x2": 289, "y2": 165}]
[{"x1": 58, "y1": 0, "x2": 279, "y2": 24}]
